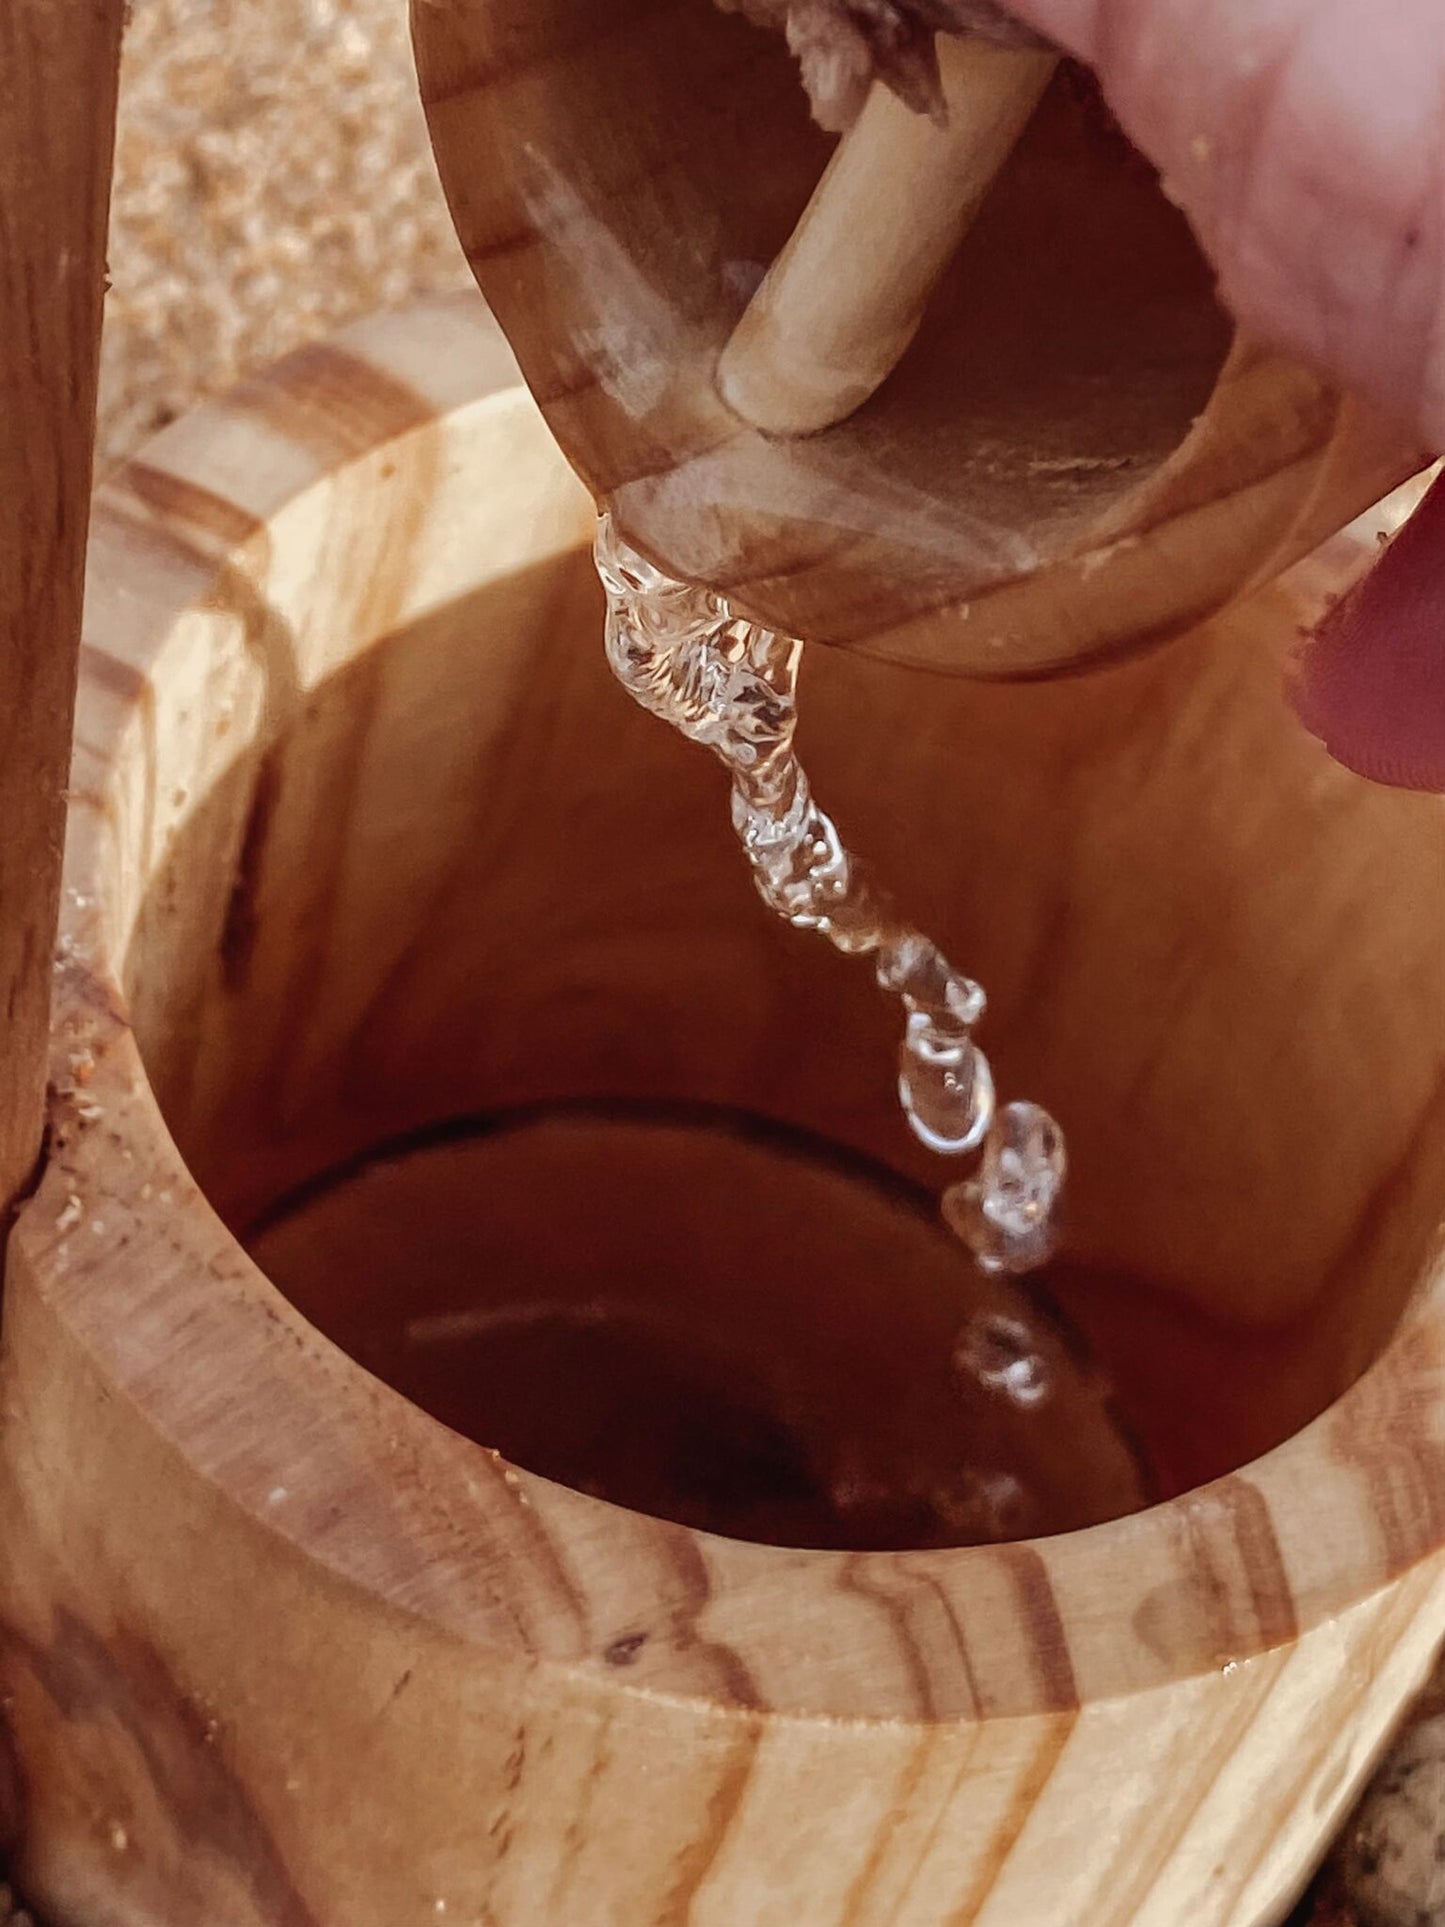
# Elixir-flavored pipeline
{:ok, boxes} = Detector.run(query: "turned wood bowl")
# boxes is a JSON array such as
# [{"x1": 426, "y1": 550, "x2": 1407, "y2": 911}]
[
  {"x1": 413, "y1": 0, "x2": 1428, "y2": 676},
  {"x1": 3, "y1": 298, "x2": 1445, "y2": 1927}
]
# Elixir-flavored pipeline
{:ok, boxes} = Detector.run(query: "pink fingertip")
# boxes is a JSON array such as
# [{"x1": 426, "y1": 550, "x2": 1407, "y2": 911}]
[{"x1": 1290, "y1": 475, "x2": 1445, "y2": 792}]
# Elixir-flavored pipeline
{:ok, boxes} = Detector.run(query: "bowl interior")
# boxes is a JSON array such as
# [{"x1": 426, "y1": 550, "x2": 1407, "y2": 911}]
[{"x1": 113, "y1": 433, "x2": 1445, "y2": 1544}]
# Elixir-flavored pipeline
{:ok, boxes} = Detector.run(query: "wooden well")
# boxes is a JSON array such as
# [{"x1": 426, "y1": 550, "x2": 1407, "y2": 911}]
[{"x1": 3, "y1": 299, "x2": 1445, "y2": 1926}]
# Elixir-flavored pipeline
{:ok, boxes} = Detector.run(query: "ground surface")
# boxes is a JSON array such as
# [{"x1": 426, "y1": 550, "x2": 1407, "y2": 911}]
[{"x1": 96, "y1": 0, "x2": 471, "y2": 467}]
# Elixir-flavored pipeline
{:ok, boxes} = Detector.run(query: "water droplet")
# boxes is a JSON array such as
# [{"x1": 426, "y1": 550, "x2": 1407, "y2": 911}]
[
  {"x1": 876, "y1": 933, "x2": 986, "y2": 1028},
  {"x1": 899, "y1": 1010, "x2": 995, "y2": 1155},
  {"x1": 954, "y1": 1313, "x2": 1051, "y2": 1408},
  {"x1": 594, "y1": 513, "x2": 674, "y2": 598},
  {"x1": 932, "y1": 1467, "x2": 1034, "y2": 1540},
  {"x1": 942, "y1": 1101, "x2": 1066, "y2": 1273},
  {"x1": 748, "y1": 804, "x2": 851, "y2": 928}
]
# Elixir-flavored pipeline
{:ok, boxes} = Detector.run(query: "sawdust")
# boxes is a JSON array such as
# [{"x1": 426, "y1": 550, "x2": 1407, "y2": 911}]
[{"x1": 97, "y1": 0, "x2": 472, "y2": 470}]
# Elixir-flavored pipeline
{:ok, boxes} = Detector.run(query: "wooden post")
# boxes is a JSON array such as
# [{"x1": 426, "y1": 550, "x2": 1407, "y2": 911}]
[{"x1": 0, "y1": 0, "x2": 126, "y2": 1222}]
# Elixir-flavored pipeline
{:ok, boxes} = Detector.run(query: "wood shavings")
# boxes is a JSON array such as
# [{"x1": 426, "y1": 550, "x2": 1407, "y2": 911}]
[
  {"x1": 714, "y1": 0, "x2": 1049, "y2": 130},
  {"x1": 1338, "y1": 1713, "x2": 1445, "y2": 1926},
  {"x1": 1287, "y1": 1659, "x2": 1445, "y2": 1927},
  {"x1": 98, "y1": 0, "x2": 472, "y2": 468}
]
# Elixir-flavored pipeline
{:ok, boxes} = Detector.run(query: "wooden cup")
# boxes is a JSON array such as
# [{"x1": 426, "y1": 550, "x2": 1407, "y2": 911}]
[
  {"x1": 414, "y1": 0, "x2": 1429, "y2": 676},
  {"x1": 4, "y1": 299, "x2": 1445, "y2": 1927}
]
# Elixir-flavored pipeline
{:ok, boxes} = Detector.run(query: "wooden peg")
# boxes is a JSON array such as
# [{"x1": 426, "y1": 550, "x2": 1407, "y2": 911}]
[{"x1": 718, "y1": 36, "x2": 1059, "y2": 437}]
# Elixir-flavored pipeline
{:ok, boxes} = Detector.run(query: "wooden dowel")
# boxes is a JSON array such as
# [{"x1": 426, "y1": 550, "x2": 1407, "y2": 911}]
[
  {"x1": 717, "y1": 36, "x2": 1058, "y2": 437},
  {"x1": 0, "y1": 0, "x2": 126, "y2": 1222}
]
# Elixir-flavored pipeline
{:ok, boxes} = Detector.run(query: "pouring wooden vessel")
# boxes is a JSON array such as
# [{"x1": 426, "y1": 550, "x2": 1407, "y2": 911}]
[
  {"x1": 3, "y1": 298, "x2": 1445, "y2": 1925},
  {"x1": 413, "y1": 0, "x2": 1430, "y2": 676}
]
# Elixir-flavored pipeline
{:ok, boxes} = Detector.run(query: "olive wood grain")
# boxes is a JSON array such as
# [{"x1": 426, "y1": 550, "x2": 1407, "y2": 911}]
[
  {"x1": 3, "y1": 300, "x2": 1445, "y2": 1927},
  {"x1": 0, "y1": 0, "x2": 125, "y2": 1224},
  {"x1": 413, "y1": 0, "x2": 1428, "y2": 675}
]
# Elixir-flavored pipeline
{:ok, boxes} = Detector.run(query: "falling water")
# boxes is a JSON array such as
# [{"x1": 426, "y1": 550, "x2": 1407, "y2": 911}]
[{"x1": 595, "y1": 512, "x2": 1066, "y2": 1286}]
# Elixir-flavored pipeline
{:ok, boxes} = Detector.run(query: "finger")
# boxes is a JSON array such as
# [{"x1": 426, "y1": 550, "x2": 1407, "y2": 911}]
[
  {"x1": 1002, "y1": 0, "x2": 1445, "y2": 453},
  {"x1": 1291, "y1": 474, "x2": 1445, "y2": 791}
]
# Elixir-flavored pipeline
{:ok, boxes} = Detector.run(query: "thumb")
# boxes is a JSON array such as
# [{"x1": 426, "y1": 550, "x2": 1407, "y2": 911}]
[
  {"x1": 1004, "y1": 0, "x2": 1445, "y2": 454},
  {"x1": 1290, "y1": 473, "x2": 1445, "y2": 792}
]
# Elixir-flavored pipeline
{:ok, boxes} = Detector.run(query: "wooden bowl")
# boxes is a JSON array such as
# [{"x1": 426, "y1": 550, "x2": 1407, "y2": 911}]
[
  {"x1": 413, "y1": 0, "x2": 1428, "y2": 676},
  {"x1": 4, "y1": 297, "x2": 1445, "y2": 1926}
]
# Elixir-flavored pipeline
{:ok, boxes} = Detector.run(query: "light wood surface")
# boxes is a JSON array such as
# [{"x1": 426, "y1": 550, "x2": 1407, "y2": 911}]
[
  {"x1": 4, "y1": 300, "x2": 1445, "y2": 1925},
  {"x1": 0, "y1": 0, "x2": 124, "y2": 1223},
  {"x1": 413, "y1": 0, "x2": 1427, "y2": 675},
  {"x1": 718, "y1": 36, "x2": 1058, "y2": 436}
]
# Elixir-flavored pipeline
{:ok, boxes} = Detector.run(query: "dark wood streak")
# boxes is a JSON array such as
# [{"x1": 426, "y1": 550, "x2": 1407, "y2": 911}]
[
  {"x1": 838, "y1": 1557, "x2": 944, "y2": 1721},
  {"x1": 863, "y1": 1739, "x2": 986, "y2": 1927},
  {"x1": 542, "y1": 1703, "x2": 615, "y2": 1921},
  {"x1": 1219, "y1": 1477, "x2": 1298, "y2": 1652},
  {"x1": 139, "y1": 551, "x2": 303, "y2": 1137},
  {"x1": 88, "y1": 490, "x2": 231, "y2": 593},
  {"x1": 994, "y1": 1544, "x2": 1080, "y2": 1713},
  {"x1": 469, "y1": 1452, "x2": 596, "y2": 1655},
  {"x1": 227, "y1": 341, "x2": 435, "y2": 469},
  {"x1": 117, "y1": 463, "x2": 264, "y2": 553},
  {"x1": 836, "y1": 1731, "x2": 939, "y2": 1925},
  {"x1": 942, "y1": 1713, "x2": 1079, "y2": 1926},
  {"x1": 1, "y1": 1608, "x2": 320, "y2": 1927},
  {"x1": 218, "y1": 752, "x2": 281, "y2": 995},
  {"x1": 1333, "y1": 1316, "x2": 1445, "y2": 1583},
  {"x1": 477, "y1": 1719, "x2": 527, "y2": 1912},
  {"x1": 251, "y1": 652, "x2": 388, "y2": 1138},
  {"x1": 77, "y1": 641, "x2": 150, "y2": 709},
  {"x1": 786, "y1": 1556, "x2": 1081, "y2": 1918},
  {"x1": 916, "y1": 1572, "x2": 985, "y2": 1716},
  {"x1": 241, "y1": 379, "x2": 446, "y2": 1136},
  {"x1": 653, "y1": 1714, "x2": 763, "y2": 1927},
  {"x1": 1132, "y1": 1478, "x2": 1298, "y2": 1681},
  {"x1": 655, "y1": 1526, "x2": 763, "y2": 1711}
]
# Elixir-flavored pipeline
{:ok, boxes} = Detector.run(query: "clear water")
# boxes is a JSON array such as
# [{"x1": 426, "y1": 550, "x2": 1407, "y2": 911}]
[{"x1": 596, "y1": 513, "x2": 1067, "y2": 1279}]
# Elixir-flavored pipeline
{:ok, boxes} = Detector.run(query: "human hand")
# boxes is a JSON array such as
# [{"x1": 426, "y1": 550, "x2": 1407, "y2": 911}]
[{"x1": 1001, "y1": 0, "x2": 1445, "y2": 789}]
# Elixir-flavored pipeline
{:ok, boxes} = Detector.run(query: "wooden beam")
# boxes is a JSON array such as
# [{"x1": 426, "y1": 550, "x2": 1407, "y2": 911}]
[{"x1": 0, "y1": 0, "x2": 126, "y2": 1220}]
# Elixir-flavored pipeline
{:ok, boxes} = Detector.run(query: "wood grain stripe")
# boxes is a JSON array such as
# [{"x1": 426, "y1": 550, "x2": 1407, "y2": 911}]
[
  {"x1": 995, "y1": 1545, "x2": 1080, "y2": 1714},
  {"x1": 227, "y1": 340, "x2": 434, "y2": 468},
  {"x1": 118, "y1": 462, "x2": 264, "y2": 552}
]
